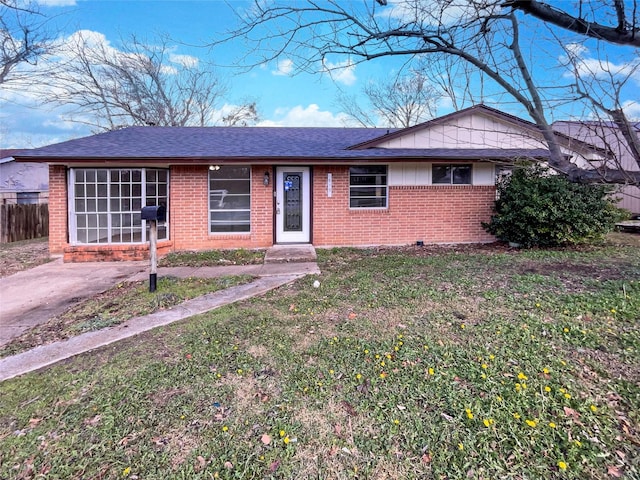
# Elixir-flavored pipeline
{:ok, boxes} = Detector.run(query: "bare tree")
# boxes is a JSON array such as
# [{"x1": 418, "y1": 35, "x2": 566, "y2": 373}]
[
  {"x1": 222, "y1": 100, "x2": 259, "y2": 126},
  {"x1": 45, "y1": 32, "x2": 255, "y2": 131},
  {"x1": 226, "y1": 0, "x2": 640, "y2": 185},
  {"x1": 0, "y1": 0, "x2": 57, "y2": 85},
  {"x1": 505, "y1": 0, "x2": 640, "y2": 46},
  {"x1": 339, "y1": 71, "x2": 441, "y2": 127}
]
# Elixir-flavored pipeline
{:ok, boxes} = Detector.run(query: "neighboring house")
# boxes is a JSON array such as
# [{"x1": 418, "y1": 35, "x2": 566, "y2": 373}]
[
  {"x1": 15, "y1": 105, "x2": 603, "y2": 262},
  {"x1": 553, "y1": 121, "x2": 640, "y2": 215},
  {"x1": 0, "y1": 149, "x2": 49, "y2": 205}
]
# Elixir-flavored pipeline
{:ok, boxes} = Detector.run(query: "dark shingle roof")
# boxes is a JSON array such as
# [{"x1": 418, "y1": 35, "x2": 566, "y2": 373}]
[{"x1": 15, "y1": 125, "x2": 551, "y2": 163}]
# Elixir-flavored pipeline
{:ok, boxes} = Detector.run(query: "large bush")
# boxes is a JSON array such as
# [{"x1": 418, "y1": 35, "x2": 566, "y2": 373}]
[{"x1": 483, "y1": 166, "x2": 626, "y2": 248}]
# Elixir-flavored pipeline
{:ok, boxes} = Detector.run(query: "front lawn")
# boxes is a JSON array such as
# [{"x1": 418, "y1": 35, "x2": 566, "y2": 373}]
[{"x1": 1, "y1": 243, "x2": 638, "y2": 479}]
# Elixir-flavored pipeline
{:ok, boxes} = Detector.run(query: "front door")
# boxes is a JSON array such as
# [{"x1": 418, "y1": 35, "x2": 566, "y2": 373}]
[{"x1": 275, "y1": 167, "x2": 310, "y2": 243}]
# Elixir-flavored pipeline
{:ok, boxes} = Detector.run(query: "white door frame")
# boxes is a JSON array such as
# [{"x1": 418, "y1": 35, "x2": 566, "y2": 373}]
[{"x1": 275, "y1": 167, "x2": 311, "y2": 243}]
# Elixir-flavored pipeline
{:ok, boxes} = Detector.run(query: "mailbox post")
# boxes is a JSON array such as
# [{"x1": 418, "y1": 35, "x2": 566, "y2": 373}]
[{"x1": 141, "y1": 205, "x2": 166, "y2": 292}]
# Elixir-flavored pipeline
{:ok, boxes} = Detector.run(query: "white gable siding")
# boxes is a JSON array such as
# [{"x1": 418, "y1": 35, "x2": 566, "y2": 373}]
[
  {"x1": 377, "y1": 113, "x2": 546, "y2": 150},
  {"x1": 388, "y1": 162, "x2": 495, "y2": 186}
]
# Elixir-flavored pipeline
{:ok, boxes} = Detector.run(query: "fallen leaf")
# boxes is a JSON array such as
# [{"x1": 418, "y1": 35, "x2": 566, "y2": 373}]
[
  {"x1": 607, "y1": 465, "x2": 624, "y2": 478},
  {"x1": 348, "y1": 312, "x2": 357, "y2": 319},
  {"x1": 269, "y1": 460, "x2": 280, "y2": 472},
  {"x1": 28, "y1": 418, "x2": 42, "y2": 428},
  {"x1": 84, "y1": 414, "x2": 101, "y2": 426},
  {"x1": 563, "y1": 407, "x2": 580, "y2": 419},
  {"x1": 341, "y1": 400, "x2": 358, "y2": 417},
  {"x1": 289, "y1": 304, "x2": 296, "y2": 311},
  {"x1": 196, "y1": 456, "x2": 207, "y2": 471},
  {"x1": 224, "y1": 461, "x2": 233, "y2": 470},
  {"x1": 261, "y1": 434, "x2": 272, "y2": 445},
  {"x1": 334, "y1": 424, "x2": 342, "y2": 436},
  {"x1": 421, "y1": 453, "x2": 432, "y2": 464}
]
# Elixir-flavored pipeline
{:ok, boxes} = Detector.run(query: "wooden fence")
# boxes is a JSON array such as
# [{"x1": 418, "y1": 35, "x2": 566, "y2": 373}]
[{"x1": 0, "y1": 203, "x2": 49, "y2": 243}]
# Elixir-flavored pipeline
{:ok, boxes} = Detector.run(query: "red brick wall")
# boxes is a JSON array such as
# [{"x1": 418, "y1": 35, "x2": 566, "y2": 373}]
[
  {"x1": 312, "y1": 166, "x2": 496, "y2": 246},
  {"x1": 48, "y1": 165, "x2": 68, "y2": 256},
  {"x1": 170, "y1": 165, "x2": 273, "y2": 250},
  {"x1": 52, "y1": 164, "x2": 494, "y2": 262}
]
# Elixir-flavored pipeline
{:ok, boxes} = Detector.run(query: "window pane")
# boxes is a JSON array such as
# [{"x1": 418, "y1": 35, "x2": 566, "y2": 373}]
[
  {"x1": 71, "y1": 168, "x2": 169, "y2": 244},
  {"x1": 209, "y1": 166, "x2": 251, "y2": 234},
  {"x1": 453, "y1": 165, "x2": 472, "y2": 184},
  {"x1": 432, "y1": 165, "x2": 451, "y2": 184},
  {"x1": 349, "y1": 166, "x2": 387, "y2": 208}
]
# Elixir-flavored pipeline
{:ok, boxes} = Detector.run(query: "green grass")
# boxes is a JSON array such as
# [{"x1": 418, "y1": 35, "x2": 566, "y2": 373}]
[
  {"x1": 1, "y1": 245, "x2": 639, "y2": 479},
  {"x1": 159, "y1": 248, "x2": 265, "y2": 267},
  {"x1": 0, "y1": 275, "x2": 254, "y2": 358}
]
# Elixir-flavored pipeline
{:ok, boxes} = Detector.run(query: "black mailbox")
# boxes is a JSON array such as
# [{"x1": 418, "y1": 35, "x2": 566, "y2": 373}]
[{"x1": 141, "y1": 205, "x2": 166, "y2": 222}]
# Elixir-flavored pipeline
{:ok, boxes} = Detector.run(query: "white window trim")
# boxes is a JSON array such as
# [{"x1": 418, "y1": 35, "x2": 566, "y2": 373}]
[
  {"x1": 68, "y1": 168, "x2": 169, "y2": 245},
  {"x1": 208, "y1": 166, "x2": 252, "y2": 234},
  {"x1": 349, "y1": 165, "x2": 389, "y2": 209}
]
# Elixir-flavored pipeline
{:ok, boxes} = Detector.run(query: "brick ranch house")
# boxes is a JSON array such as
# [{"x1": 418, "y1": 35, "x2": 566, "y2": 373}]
[{"x1": 16, "y1": 105, "x2": 602, "y2": 262}]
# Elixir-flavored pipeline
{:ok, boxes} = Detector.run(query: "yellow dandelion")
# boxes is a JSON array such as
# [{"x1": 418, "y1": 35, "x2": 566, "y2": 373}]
[
  {"x1": 517, "y1": 372, "x2": 528, "y2": 380},
  {"x1": 489, "y1": 354, "x2": 495, "y2": 360},
  {"x1": 483, "y1": 418, "x2": 494, "y2": 427},
  {"x1": 283, "y1": 436, "x2": 290, "y2": 444},
  {"x1": 558, "y1": 461, "x2": 567, "y2": 470},
  {"x1": 329, "y1": 369, "x2": 335, "y2": 375},
  {"x1": 237, "y1": 369, "x2": 243, "y2": 375},
  {"x1": 610, "y1": 308, "x2": 616, "y2": 314},
  {"x1": 222, "y1": 426, "x2": 229, "y2": 432},
  {"x1": 482, "y1": 363, "x2": 488, "y2": 369},
  {"x1": 564, "y1": 393, "x2": 571, "y2": 399},
  {"x1": 356, "y1": 373, "x2": 362, "y2": 380},
  {"x1": 465, "y1": 408, "x2": 473, "y2": 419},
  {"x1": 279, "y1": 430, "x2": 286, "y2": 437},
  {"x1": 393, "y1": 419, "x2": 400, "y2": 425},
  {"x1": 496, "y1": 396, "x2": 503, "y2": 402},
  {"x1": 548, "y1": 422, "x2": 556, "y2": 428},
  {"x1": 460, "y1": 324, "x2": 466, "y2": 329},
  {"x1": 544, "y1": 386, "x2": 551, "y2": 392},
  {"x1": 364, "y1": 349, "x2": 369, "y2": 354},
  {"x1": 428, "y1": 367, "x2": 435, "y2": 375},
  {"x1": 525, "y1": 419, "x2": 537, "y2": 427},
  {"x1": 590, "y1": 405, "x2": 597, "y2": 412},
  {"x1": 574, "y1": 440, "x2": 582, "y2": 447},
  {"x1": 481, "y1": 373, "x2": 487, "y2": 379},
  {"x1": 380, "y1": 372, "x2": 387, "y2": 378},
  {"x1": 458, "y1": 443, "x2": 464, "y2": 450},
  {"x1": 513, "y1": 413, "x2": 521, "y2": 419},
  {"x1": 563, "y1": 327, "x2": 569, "y2": 333},
  {"x1": 380, "y1": 361, "x2": 385, "y2": 367},
  {"x1": 542, "y1": 367, "x2": 550, "y2": 374},
  {"x1": 122, "y1": 467, "x2": 131, "y2": 477}
]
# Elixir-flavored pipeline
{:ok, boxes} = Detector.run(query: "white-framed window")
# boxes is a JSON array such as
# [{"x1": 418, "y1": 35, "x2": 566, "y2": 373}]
[
  {"x1": 432, "y1": 164, "x2": 472, "y2": 185},
  {"x1": 209, "y1": 166, "x2": 251, "y2": 233},
  {"x1": 349, "y1": 166, "x2": 388, "y2": 208},
  {"x1": 69, "y1": 168, "x2": 169, "y2": 244}
]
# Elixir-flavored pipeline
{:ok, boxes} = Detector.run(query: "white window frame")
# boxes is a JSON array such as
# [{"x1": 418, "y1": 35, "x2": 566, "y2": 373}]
[
  {"x1": 68, "y1": 168, "x2": 169, "y2": 245},
  {"x1": 349, "y1": 165, "x2": 388, "y2": 209},
  {"x1": 209, "y1": 166, "x2": 252, "y2": 234}
]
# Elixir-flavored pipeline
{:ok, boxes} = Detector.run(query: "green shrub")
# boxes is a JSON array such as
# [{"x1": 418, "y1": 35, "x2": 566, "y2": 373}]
[{"x1": 483, "y1": 165, "x2": 626, "y2": 248}]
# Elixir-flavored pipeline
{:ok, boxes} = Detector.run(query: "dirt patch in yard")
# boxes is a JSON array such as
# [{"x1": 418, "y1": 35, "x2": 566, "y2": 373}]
[{"x1": 0, "y1": 237, "x2": 51, "y2": 278}]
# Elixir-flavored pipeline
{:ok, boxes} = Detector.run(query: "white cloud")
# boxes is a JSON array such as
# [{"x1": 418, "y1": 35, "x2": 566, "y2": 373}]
[
  {"x1": 560, "y1": 44, "x2": 640, "y2": 84},
  {"x1": 622, "y1": 100, "x2": 640, "y2": 121},
  {"x1": 36, "y1": 0, "x2": 76, "y2": 6},
  {"x1": 322, "y1": 59, "x2": 356, "y2": 86},
  {"x1": 169, "y1": 53, "x2": 199, "y2": 68},
  {"x1": 272, "y1": 59, "x2": 294, "y2": 76},
  {"x1": 382, "y1": 0, "x2": 499, "y2": 26},
  {"x1": 258, "y1": 104, "x2": 351, "y2": 127}
]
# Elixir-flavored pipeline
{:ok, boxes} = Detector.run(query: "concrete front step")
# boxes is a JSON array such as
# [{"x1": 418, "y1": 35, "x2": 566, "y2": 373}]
[{"x1": 264, "y1": 244, "x2": 317, "y2": 264}]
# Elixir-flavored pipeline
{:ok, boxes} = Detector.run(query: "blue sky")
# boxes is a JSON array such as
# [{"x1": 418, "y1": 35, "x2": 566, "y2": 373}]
[{"x1": 1, "y1": 0, "x2": 638, "y2": 149}]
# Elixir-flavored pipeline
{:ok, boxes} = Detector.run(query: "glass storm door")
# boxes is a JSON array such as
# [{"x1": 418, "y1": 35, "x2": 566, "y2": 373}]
[{"x1": 275, "y1": 167, "x2": 310, "y2": 243}]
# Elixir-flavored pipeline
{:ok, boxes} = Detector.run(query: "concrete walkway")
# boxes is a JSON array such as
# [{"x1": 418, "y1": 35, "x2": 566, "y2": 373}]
[{"x1": 0, "y1": 246, "x2": 320, "y2": 382}]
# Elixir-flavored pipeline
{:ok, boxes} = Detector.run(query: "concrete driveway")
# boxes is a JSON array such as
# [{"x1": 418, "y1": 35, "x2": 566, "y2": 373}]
[{"x1": 0, "y1": 258, "x2": 147, "y2": 346}]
